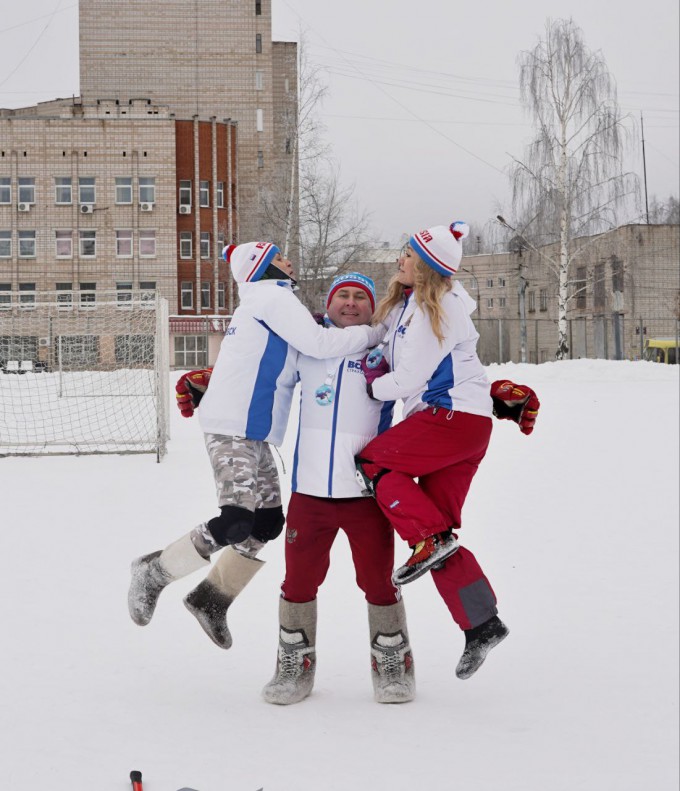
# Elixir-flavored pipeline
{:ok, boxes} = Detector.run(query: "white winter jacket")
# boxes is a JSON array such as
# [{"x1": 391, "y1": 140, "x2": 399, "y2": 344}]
[
  {"x1": 292, "y1": 351, "x2": 394, "y2": 498},
  {"x1": 198, "y1": 280, "x2": 384, "y2": 446},
  {"x1": 371, "y1": 282, "x2": 493, "y2": 418}
]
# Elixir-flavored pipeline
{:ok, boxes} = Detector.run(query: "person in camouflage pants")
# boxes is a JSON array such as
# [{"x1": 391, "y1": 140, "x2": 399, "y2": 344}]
[{"x1": 127, "y1": 240, "x2": 381, "y2": 651}]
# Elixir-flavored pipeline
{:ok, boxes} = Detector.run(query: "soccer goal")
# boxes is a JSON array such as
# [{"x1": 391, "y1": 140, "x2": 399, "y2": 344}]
[{"x1": 0, "y1": 291, "x2": 169, "y2": 460}]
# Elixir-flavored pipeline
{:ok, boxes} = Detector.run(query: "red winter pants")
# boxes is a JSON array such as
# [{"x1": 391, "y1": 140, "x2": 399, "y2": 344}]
[
  {"x1": 359, "y1": 408, "x2": 492, "y2": 545},
  {"x1": 359, "y1": 408, "x2": 498, "y2": 630},
  {"x1": 281, "y1": 492, "x2": 399, "y2": 606}
]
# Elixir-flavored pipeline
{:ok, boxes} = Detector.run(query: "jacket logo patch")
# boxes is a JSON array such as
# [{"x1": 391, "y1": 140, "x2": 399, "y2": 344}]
[{"x1": 286, "y1": 528, "x2": 298, "y2": 544}]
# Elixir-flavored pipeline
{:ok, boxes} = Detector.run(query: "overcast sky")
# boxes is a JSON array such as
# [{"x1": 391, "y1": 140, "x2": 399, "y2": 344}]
[{"x1": 1, "y1": 0, "x2": 678, "y2": 243}]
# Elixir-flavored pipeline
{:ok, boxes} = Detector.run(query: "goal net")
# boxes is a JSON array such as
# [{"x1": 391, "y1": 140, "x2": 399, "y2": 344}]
[{"x1": 0, "y1": 292, "x2": 169, "y2": 460}]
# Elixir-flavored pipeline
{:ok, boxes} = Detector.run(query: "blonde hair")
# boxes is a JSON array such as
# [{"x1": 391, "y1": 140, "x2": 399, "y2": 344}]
[{"x1": 373, "y1": 253, "x2": 452, "y2": 343}]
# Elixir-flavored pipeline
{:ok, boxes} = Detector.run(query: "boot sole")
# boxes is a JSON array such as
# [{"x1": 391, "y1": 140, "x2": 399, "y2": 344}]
[{"x1": 391, "y1": 541, "x2": 460, "y2": 586}]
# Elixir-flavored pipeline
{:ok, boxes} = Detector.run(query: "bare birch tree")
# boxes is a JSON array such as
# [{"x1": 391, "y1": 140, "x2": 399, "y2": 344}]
[{"x1": 508, "y1": 18, "x2": 638, "y2": 359}]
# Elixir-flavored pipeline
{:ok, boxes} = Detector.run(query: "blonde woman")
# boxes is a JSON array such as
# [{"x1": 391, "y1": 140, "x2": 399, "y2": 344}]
[{"x1": 356, "y1": 221, "x2": 536, "y2": 679}]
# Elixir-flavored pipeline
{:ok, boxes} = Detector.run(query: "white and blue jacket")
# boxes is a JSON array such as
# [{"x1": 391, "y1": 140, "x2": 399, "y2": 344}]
[
  {"x1": 372, "y1": 282, "x2": 493, "y2": 419},
  {"x1": 198, "y1": 280, "x2": 384, "y2": 446},
  {"x1": 292, "y1": 348, "x2": 394, "y2": 498}
]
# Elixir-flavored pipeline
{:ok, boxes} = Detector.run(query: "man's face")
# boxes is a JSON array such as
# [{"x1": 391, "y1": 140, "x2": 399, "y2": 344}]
[
  {"x1": 271, "y1": 252, "x2": 295, "y2": 279},
  {"x1": 327, "y1": 287, "x2": 373, "y2": 327}
]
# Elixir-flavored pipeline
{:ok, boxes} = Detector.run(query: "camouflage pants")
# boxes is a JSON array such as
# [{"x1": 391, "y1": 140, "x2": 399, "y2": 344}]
[{"x1": 204, "y1": 433, "x2": 282, "y2": 513}]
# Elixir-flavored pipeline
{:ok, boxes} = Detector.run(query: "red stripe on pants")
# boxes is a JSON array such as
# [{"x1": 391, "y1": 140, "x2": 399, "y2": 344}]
[
  {"x1": 359, "y1": 409, "x2": 492, "y2": 545},
  {"x1": 281, "y1": 492, "x2": 399, "y2": 606}
]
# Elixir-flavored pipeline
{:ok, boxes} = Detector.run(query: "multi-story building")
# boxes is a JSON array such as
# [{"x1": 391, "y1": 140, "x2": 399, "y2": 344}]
[
  {"x1": 0, "y1": 99, "x2": 241, "y2": 366},
  {"x1": 79, "y1": 0, "x2": 297, "y2": 244},
  {"x1": 0, "y1": 0, "x2": 298, "y2": 368}
]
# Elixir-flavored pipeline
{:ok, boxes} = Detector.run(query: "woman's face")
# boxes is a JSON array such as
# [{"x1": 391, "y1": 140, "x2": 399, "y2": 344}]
[{"x1": 396, "y1": 245, "x2": 417, "y2": 287}]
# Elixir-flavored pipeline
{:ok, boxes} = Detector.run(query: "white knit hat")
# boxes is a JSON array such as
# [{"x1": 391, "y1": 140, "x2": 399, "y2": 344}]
[
  {"x1": 410, "y1": 221, "x2": 470, "y2": 276},
  {"x1": 222, "y1": 241, "x2": 280, "y2": 283}
]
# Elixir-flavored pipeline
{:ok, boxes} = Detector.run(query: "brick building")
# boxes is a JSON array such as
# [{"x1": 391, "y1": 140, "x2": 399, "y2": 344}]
[{"x1": 0, "y1": 0, "x2": 298, "y2": 368}]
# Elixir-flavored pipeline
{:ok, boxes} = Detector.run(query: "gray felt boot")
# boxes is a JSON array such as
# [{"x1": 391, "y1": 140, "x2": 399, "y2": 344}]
[
  {"x1": 128, "y1": 532, "x2": 209, "y2": 626},
  {"x1": 262, "y1": 599, "x2": 317, "y2": 705},
  {"x1": 183, "y1": 545, "x2": 265, "y2": 649},
  {"x1": 368, "y1": 599, "x2": 415, "y2": 703}
]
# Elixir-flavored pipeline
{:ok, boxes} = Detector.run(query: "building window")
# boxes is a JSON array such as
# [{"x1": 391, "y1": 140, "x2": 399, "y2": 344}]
[
  {"x1": 285, "y1": 138, "x2": 292, "y2": 154},
  {"x1": 56, "y1": 282, "x2": 72, "y2": 310},
  {"x1": 179, "y1": 180, "x2": 192, "y2": 207},
  {"x1": 257, "y1": 150, "x2": 264, "y2": 168},
  {"x1": 498, "y1": 276, "x2": 506, "y2": 287},
  {"x1": 284, "y1": 77, "x2": 290, "y2": 93},
  {"x1": 256, "y1": 109, "x2": 264, "y2": 132},
  {"x1": 19, "y1": 282, "x2": 36, "y2": 310},
  {"x1": 218, "y1": 282, "x2": 226, "y2": 309},
  {"x1": 217, "y1": 182, "x2": 225, "y2": 208},
  {"x1": 116, "y1": 230, "x2": 133, "y2": 257},
  {"x1": 256, "y1": 33, "x2": 262, "y2": 53},
  {"x1": 200, "y1": 232, "x2": 210, "y2": 259},
  {"x1": 540, "y1": 288, "x2": 548, "y2": 312},
  {"x1": 593, "y1": 263, "x2": 605, "y2": 308},
  {"x1": 499, "y1": 297, "x2": 506, "y2": 308},
  {"x1": 0, "y1": 283, "x2": 12, "y2": 310},
  {"x1": 611, "y1": 256, "x2": 624, "y2": 292},
  {"x1": 139, "y1": 281, "x2": 156, "y2": 307},
  {"x1": 79, "y1": 230, "x2": 96, "y2": 257},
  {"x1": 486, "y1": 278, "x2": 494, "y2": 288},
  {"x1": 18, "y1": 177, "x2": 35, "y2": 204},
  {"x1": 55, "y1": 230, "x2": 73, "y2": 258},
  {"x1": 201, "y1": 281, "x2": 211, "y2": 310},
  {"x1": 139, "y1": 229, "x2": 156, "y2": 257},
  {"x1": 116, "y1": 177, "x2": 133, "y2": 204},
  {"x1": 19, "y1": 230, "x2": 36, "y2": 258},
  {"x1": 255, "y1": 0, "x2": 262, "y2": 15},
  {"x1": 0, "y1": 230, "x2": 11, "y2": 257},
  {"x1": 199, "y1": 180, "x2": 210, "y2": 207},
  {"x1": 255, "y1": 71, "x2": 264, "y2": 90},
  {"x1": 181, "y1": 281, "x2": 193, "y2": 310},
  {"x1": 116, "y1": 281, "x2": 133, "y2": 308},
  {"x1": 179, "y1": 231, "x2": 193, "y2": 259},
  {"x1": 58, "y1": 335, "x2": 99, "y2": 367},
  {"x1": 528, "y1": 290, "x2": 536, "y2": 312},
  {"x1": 174, "y1": 335, "x2": 207, "y2": 368},
  {"x1": 115, "y1": 334, "x2": 154, "y2": 365},
  {"x1": 79, "y1": 177, "x2": 96, "y2": 204},
  {"x1": 79, "y1": 282, "x2": 96, "y2": 309},
  {"x1": 0, "y1": 177, "x2": 10, "y2": 204},
  {"x1": 486, "y1": 298, "x2": 494, "y2": 309},
  {"x1": 139, "y1": 177, "x2": 156, "y2": 204},
  {"x1": 575, "y1": 267, "x2": 587, "y2": 309},
  {"x1": 55, "y1": 177, "x2": 72, "y2": 204}
]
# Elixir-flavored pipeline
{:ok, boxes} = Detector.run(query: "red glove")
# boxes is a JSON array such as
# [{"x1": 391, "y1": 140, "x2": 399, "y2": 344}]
[
  {"x1": 490, "y1": 380, "x2": 540, "y2": 435},
  {"x1": 176, "y1": 369, "x2": 213, "y2": 417}
]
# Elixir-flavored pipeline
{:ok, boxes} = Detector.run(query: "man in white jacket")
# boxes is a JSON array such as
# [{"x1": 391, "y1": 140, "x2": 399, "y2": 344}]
[
  {"x1": 128, "y1": 243, "x2": 384, "y2": 645},
  {"x1": 261, "y1": 273, "x2": 415, "y2": 706}
]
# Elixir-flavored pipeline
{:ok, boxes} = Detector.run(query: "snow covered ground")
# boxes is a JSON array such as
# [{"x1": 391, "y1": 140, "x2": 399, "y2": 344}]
[{"x1": 1, "y1": 360, "x2": 678, "y2": 791}]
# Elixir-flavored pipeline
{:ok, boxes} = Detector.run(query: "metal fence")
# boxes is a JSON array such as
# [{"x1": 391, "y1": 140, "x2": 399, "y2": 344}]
[{"x1": 475, "y1": 315, "x2": 680, "y2": 365}]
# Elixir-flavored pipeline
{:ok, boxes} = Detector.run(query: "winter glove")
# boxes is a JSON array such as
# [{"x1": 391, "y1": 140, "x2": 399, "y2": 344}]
[
  {"x1": 360, "y1": 353, "x2": 390, "y2": 386},
  {"x1": 490, "y1": 380, "x2": 540, "y2": 435},
  {"x1": 365, "y1": 345, "x2": 385, "y2": 369},
  {"x1": 175, "y1": 369, "x2": 213, "y2": 417}
]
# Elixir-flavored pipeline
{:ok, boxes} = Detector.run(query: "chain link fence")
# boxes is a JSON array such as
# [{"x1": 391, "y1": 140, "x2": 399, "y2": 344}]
[{"x1": 476, "y1": 315, "x2": 680, "y2": 364}]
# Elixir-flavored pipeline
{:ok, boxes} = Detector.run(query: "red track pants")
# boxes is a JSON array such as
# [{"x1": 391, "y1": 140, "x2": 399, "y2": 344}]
[
  {"x1": 281, "y1": 492, "x2": 399, "y2": 606},
  {"x1": 359, "y1": 408, "x2": 498, "y2": 629}
]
